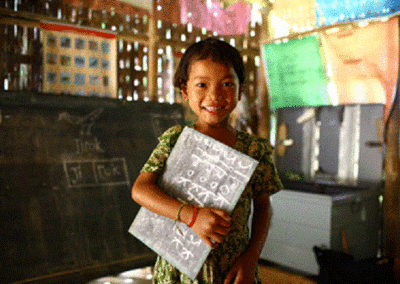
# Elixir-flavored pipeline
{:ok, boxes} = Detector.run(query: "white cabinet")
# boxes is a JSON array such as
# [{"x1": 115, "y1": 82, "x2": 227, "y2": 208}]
[{"x1": 260, "y1": 187, "x2": 381, "y2": 275}]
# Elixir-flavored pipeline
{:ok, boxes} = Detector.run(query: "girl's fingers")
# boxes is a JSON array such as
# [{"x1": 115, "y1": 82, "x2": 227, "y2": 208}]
[
  {"x1": 213, "y1": 225, "x2": 230, "y2": 237},
  {"x1": 202, "y1": 236, "x2": 218, "y2": 249},
  {"x1": 224, "y1": 269, "x2": 236, "y2": 284},
  {"x1": 211, "y1": 209, "x2": 231, "y2": 223},
  {"x1": 208, "y1": 209, "x2": 231, "y2": 229},
  {"x1": 210, "y1": 233, "x2": 225, "y2": 244},
  {"x1": 215, "y1": 218, "x2": 231, "y2": 229},
  {"x1": 193, "y1": 207, "x2": 232, "y2": 248}
]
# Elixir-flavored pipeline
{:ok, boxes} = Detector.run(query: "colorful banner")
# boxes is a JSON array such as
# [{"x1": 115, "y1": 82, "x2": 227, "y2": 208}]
[
  {"x1": 263, "y1": 35, "x2": 329, "y2": 109},
  {"x1": 316, "y1": 0, "x2": 400, "y2": 26},
  {"x1": 321, "y1": 17, "x2": 399, "y2": 121},
  {"x1": 41, "y1": 22, "x2": 117, "y2": 98},
  {"x1": 221, "y1": 0, "x2": 267, "y2": 7},
  {"x1": 179, "y1": 0, "x2": 251, "y2": 35},
  {"x1": 268, "y1": 0, "x2": 316, "y2": 39}
]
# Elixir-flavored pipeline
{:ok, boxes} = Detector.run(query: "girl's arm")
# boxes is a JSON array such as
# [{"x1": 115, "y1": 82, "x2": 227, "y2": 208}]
[
  {"x1": 132, "y1": 171, "x2": 185, "y2": 221},
  {"x1": 245, "y1": 193, "x2": 272, "y2": 262},
  {"x1": 224, "y1": 193, "x2": 272, "y2": 284},
  {"x1": 131, "y1": 171, "x2": 231, "y2": 248}
]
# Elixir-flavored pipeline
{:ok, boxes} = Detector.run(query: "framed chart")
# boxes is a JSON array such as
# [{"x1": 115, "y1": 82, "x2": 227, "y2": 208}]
[{"x1": 40, "y1": 22, "x2": 117, "y2": 98}]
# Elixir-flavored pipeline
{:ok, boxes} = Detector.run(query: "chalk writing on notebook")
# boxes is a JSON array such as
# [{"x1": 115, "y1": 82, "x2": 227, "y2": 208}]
[{"x1": 129, "y1": 127, "x2": 258, "y2": 280}]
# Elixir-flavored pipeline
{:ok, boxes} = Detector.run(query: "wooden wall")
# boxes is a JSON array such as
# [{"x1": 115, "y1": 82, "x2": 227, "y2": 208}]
[{"x1": 0, "y1": 0, "x2": 264, "y2": 134}]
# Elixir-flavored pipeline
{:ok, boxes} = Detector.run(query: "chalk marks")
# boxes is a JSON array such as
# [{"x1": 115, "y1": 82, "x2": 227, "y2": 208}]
[
  {"x1": 150, "y1": 111, "x2": 182, "y2": 137},
  {"x1": 57, "y1": 108, "x2": 131, "y2": 189},
  {"x1": 58, "y1": 108, "x2": 104, "y2": 136},
  {"x1": 63, "y1": 157, "x2": 129, "y2": 188},
  {"x1": 175, "y1": 177, "x2": 230, "y2": 208}
]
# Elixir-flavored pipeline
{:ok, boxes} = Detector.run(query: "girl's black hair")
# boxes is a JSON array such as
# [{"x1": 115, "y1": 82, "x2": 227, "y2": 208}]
[{"x1": 173, "y1": 37, "x2": 245, "y2": 89}]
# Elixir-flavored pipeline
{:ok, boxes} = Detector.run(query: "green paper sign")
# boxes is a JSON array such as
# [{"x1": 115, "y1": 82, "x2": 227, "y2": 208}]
[{"x1": 263, "y1": 36, "x2": 330, "y2": 109}]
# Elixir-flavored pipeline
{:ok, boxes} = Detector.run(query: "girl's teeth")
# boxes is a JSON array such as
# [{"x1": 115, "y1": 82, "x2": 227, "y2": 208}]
[{"x1": 204, "y1": 106, "x2": 221, "y2": 111}]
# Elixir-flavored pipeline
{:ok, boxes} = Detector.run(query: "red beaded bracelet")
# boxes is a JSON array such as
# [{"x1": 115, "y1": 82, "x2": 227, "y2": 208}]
[{"x1": 188, "y1": 205, "x2": 198, "y2": 228}]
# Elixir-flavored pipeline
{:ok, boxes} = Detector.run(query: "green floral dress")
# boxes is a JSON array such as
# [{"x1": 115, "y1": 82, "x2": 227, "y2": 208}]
[{"x1": 141, "y1": 125, "x2": 283, "y2": 284}]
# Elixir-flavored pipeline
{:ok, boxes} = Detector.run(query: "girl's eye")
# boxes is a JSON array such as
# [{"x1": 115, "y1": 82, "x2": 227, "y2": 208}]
[
  {"x1": 196, "y1": 83, "x2": 206, "y2": 87},
  {"x1": 222, "y1": 82, "x2": 234, "y2": 87}
]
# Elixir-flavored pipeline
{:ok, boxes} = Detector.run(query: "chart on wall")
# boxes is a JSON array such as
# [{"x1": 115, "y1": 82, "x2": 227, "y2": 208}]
[
  {"x1": 41, "y1": 22, "x2": 117, "y2": 98},
  {"x1": 263, "y1": 35, "x2": 330, "y2": 110},
  {"x1": 321, "y1": 17, "x2": 399, "y2": 121},
  {"x1": 316, "y1": 0, "x2": 400, "y2": 26}
]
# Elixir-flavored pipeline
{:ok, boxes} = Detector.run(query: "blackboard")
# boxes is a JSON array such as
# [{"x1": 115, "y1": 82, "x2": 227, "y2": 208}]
[
  {"x1": 129, "y1": 127, "x2": 258, "y2": 279},
  {"x1": 0, "y1": 91, "x2": 184, "y2": 284}
]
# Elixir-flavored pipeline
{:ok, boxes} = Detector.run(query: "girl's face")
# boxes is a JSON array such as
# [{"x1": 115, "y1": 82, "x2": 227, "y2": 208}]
[{"x1": 181, "y1": 57, "x2": 242, "y2": 129}]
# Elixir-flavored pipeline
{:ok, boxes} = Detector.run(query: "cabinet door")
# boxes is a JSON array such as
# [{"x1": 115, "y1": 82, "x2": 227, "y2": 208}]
[{"x1": 261, "y1": 190, "x2": 332, "y2": 275}]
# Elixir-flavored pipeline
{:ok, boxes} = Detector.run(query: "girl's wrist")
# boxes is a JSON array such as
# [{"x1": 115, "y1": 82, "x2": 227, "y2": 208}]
[
  {"x1": 179, "y1": 204, "x2": 193, "y2": 226},
  {"x1": 179, "y1": 204, "x2": 199, "y2": 227},
  {"x1": 188, "y1": 205, "x2": 198, "y2": 227}
]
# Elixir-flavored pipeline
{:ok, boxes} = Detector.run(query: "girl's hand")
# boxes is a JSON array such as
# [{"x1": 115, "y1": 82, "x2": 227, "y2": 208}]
[
  {"x1": 191, "y1": 207, "x2": 231, "y2": 249},
  {"x1": 223, "y1": 253, "x2": 257, "y2": 284},
  {"x1": 224, "y1": 194, "x2": 271, "y2": 284}
]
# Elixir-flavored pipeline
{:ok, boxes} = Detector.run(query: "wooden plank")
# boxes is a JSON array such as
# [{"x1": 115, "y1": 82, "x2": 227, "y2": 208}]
[
  {"x1": 147, "y1": 0, "x2": 158, "y2": 101},
  {"x1": 384, "y1": 91, "x2": 400, "y2": 281}
]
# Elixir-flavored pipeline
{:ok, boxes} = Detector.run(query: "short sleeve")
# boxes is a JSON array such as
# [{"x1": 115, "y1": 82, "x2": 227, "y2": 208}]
[
  {"x1": 141, "y1": 125, "x2": 183, "y2": 173},
  {"x1": 246, "y1": 136, "x2": 283, "y2": 199}
]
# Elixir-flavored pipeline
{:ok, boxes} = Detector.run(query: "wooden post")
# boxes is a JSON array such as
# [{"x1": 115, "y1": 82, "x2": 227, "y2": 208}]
[
  {"x1": 148, "y1": 0, "x2": 158, "y2": 101},
  {"x1": 256, "y1": 63, "x2": 270, "y2": 139},
  {"x1": 384, "y1": 93, "x2": 400, "y2": 282},
  {"x1": 257, "y1": 4, "x2": 273, "y2": 138},
  {"x1": 383, "y1": 18, "x2": 400, "y2": 281}
]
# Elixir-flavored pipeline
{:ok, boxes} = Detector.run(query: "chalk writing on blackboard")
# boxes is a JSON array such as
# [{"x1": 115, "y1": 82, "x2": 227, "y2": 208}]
[
  {"x1": 150, "y1": 111, "x2": 184, "y2": 137},
  {"x1": 63, "y1": 158, "x2": 130, "y2": 189},
  {"x1": 129, "y1": 127, "x2": 258, "y2": 279},
  {"x1": 58, "y1": 108, "x2": 104, "y2": 136}
]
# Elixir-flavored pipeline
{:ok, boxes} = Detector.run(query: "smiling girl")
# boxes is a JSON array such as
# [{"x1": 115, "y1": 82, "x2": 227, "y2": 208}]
[{"x1": 131, "y1": 37, "x2": 282, "y2": 284}]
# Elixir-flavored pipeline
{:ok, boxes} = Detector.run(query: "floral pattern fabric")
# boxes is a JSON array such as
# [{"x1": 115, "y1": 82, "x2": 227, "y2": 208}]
[{"x1": 141, "y1": 125, "x2": 283, "y2": 284}]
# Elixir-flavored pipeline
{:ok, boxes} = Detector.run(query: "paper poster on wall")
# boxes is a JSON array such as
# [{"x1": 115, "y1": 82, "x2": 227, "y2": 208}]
[
  {"x1": 316, "y1": 0, "x2": 400, "y2": 26},
  {"x1": 263, "y1": 35, "x2": 330, "y2": 109},
  {"x1": 267, "y1": 0, "x2": 316, "y2": 39},
  {"x1": 179, "y1": 0, "x2": 251, "y2": 35},
  {"x1": 41, "y1": 22, "x2": 117, "y2": 98},
  {"x1": 321, "y1": 17, "x2": 399, "y2": 121}
]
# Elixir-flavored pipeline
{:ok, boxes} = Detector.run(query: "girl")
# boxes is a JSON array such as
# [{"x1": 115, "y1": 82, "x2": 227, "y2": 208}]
[{"x1": 131, "y1": 37, "x2": 282, "y2": 284}]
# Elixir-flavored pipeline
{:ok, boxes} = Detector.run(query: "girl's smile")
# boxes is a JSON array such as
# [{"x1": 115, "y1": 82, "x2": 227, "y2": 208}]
[{"x1": 202, "y1": 105, "x2": 225, "y2": 115}]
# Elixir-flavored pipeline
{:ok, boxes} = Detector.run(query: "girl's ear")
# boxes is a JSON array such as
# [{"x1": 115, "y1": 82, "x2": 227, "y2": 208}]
[{"x1": 181, "y1": 85, "x2": 188, "y2": 101}]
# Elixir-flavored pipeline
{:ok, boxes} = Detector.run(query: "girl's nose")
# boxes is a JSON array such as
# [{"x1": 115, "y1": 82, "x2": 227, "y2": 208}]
[{"x1": 207, "y1": 85, "x2": 222, "y2": 100}]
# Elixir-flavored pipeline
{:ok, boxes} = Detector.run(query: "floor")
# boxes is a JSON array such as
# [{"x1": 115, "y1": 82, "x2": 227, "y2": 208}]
[
  {"x1": 87, "y1": 263, "x2": 318, "y2": 284},
  {"x1": 258, "y1": 262, "x2": 317, "y2": 284}
]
